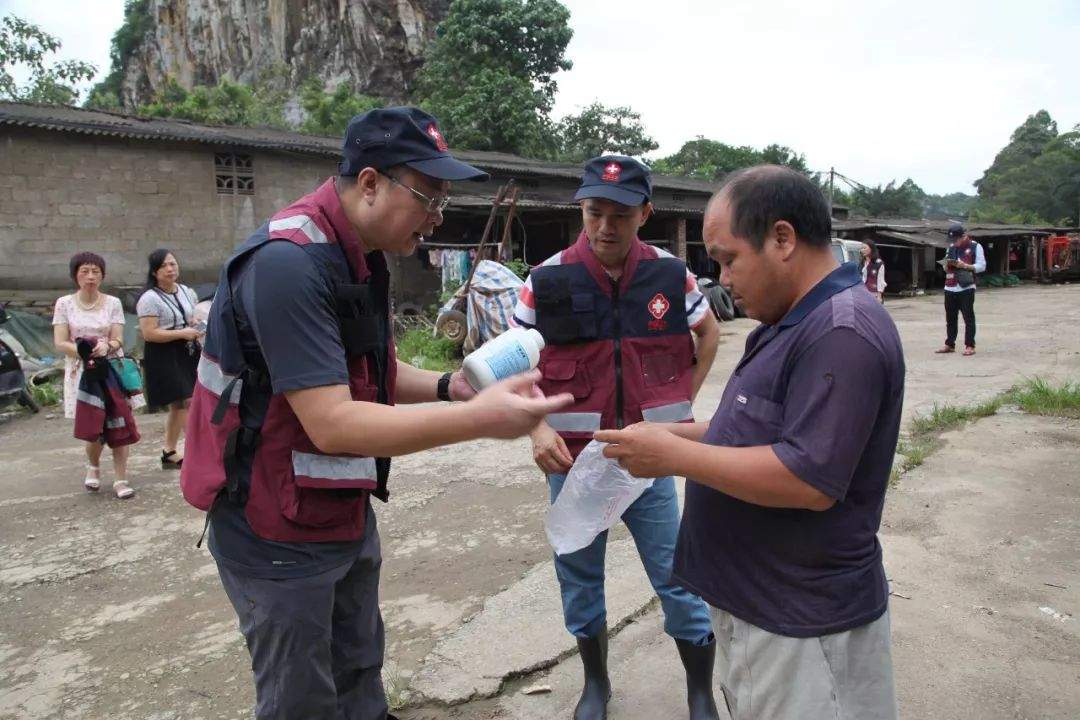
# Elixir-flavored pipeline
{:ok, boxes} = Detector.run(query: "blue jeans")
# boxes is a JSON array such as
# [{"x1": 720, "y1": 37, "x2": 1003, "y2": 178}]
[{"x1": 548, "y1": 473, "x2": 714, "y2": 644}]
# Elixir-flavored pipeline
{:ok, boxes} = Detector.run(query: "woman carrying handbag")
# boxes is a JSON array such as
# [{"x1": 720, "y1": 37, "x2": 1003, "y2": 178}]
[
  {"x1": 53, "y1": 252, "x2": 140, "y2": 499},
  {"x1": 137, "y1": 249, "x2": 203, "y2": 469}
]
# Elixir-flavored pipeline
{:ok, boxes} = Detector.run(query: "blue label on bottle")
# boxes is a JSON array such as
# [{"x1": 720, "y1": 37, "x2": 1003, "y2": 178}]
[{"x1": 484, "y1": 342, "x2": 531, "y2": 381}]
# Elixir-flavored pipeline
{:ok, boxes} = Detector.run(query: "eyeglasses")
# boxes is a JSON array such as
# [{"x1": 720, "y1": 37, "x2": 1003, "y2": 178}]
[{"x1": 380, "y1": 171, "x2": 451, "y2": 214}]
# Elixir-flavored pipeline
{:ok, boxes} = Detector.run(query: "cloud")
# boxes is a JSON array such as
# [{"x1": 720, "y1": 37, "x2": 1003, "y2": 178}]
[{"x1": 553, "y1": 0, "x2": 1080, "y2": 194}]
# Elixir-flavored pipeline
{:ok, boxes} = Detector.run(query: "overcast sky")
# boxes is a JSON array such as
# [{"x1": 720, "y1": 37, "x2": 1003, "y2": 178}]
[{"x1": 3, "y1": 0, "x2": 1077, "y2": 195}]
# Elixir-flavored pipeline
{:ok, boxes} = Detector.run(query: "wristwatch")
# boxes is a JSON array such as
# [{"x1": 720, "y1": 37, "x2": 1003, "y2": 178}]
[{"x1": 437, "y1": 372, "x2": 453, "y2": 402}]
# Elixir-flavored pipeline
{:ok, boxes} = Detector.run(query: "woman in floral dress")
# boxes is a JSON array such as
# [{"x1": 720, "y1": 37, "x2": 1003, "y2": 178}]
[{"x1": 52, "y1": 252, "x2": 140, "y2": 499}]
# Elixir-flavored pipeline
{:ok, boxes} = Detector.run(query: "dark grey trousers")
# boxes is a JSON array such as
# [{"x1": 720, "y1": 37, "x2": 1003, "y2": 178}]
[{"x1": 216, "y1": 507, "x2": 387, "y2": 720}]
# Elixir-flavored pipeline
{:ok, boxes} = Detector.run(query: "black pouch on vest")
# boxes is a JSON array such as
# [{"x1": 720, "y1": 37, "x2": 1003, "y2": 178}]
[
  {"x1": 335, "y1": 283, "x2": 386, "y2": 357},
  {"x1": 534, "y1": 277, "x2": 597, "y2": 344},
  {"x1": 333, "y1": 281, "x2": 392, "y2": 503}
]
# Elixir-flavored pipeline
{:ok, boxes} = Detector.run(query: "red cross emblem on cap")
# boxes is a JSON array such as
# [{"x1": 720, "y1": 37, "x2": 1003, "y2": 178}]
[
  {"x1": 427, "y1": 123, "x2": 448, "y2": 151},
  {"x1": 648, "y1": 293, "x2": 670, "y2": 320},
  {"x1": 602, "y1": 162, "x2": 622, "y2": 182}
]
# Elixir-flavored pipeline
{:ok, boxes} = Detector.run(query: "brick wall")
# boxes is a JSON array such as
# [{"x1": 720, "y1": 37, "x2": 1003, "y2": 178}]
[{"x1": 0, "y1": 127, "x2": 334, "y2": 293}]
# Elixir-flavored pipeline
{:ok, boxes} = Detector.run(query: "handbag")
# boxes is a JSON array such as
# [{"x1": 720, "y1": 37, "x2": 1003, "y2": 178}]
[{"x1": 109, "y1": 357, "x2": 144, "y2": 394}]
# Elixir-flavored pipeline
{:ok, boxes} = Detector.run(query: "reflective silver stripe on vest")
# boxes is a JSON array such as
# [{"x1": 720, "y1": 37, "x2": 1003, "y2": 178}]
[
  {"x1": 641, "y1": 401, "x2": 693, "y2": 424},
  {"x1": 546, "y1": 412, "x2": 602, "y2": 433},
  {"x1": 105, "y1": 417, "x2": 126, "y2": 429},
  {"x1": 268, "y1": 214, "x2": 328, "y2": 245},
  {"x1": 76, "y1": 389, "x2": 104, "y2": 410},
  {"x1": 197, "y1": 356, "x2": 242, "y2": 404},
  {"x1": 292, "y1": 451, "x2": 377, "y2": 481}
]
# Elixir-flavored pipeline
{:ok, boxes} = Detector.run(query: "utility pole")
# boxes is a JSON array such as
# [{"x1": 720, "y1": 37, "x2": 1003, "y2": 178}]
[{"x1": 827, "y1": 167, "x2": 835, "y2": 215}]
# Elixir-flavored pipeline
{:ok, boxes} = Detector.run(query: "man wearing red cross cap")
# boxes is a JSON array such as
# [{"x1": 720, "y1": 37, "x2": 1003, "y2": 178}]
[
  {"x1": 181, "y1": 107, "x2": 572, "y2": 720},
  {"x1": 512, "y1": 155, "x2": 722, "y2": 719}
]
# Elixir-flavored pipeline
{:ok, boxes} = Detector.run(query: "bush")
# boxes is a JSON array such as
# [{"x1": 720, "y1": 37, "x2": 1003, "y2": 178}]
[
  {"x1": 395, "y1": 327, "x2": 460, "y2": 372},
  {"x1": 30, "y1": 380, "x2": 61, "y2": 407}
]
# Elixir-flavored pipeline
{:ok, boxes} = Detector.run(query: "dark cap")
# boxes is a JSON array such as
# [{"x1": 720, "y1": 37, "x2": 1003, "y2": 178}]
[
  {"x1": 573, "y1": 155, "x2": 652, "y2": 206},
  {"x1": 339, "y1": 106, "x2": 489, "y2": 182},
  {"x1": 947, "y1": 221, "x2": 966, "y2": 237}
]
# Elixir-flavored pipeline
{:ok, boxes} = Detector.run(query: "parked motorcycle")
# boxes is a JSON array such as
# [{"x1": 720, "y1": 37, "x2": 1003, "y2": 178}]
[{"x1": 0, "y1": 304, "x2": 40, "y2": 413}]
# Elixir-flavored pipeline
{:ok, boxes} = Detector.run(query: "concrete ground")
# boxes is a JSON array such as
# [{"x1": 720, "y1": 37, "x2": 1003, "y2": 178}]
[{"x1": 1, "y1": 283, "x2": 1078, "y2": 720}]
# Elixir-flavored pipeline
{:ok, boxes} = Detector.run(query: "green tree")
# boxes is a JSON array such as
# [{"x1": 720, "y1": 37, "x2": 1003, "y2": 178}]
[
  {"x1": 299, "y1": 80, "x2": 382, "y2": 136},
  {"x1": 0, "y1": 15, "x2": 97, "y2": 104},
  {"x1": 972, "y1": 126, "x2": 1080, "y2": 225},
  {"x1": 555, "y1": 102, "x2": 657, "y2": 162},
  {"x1": 415, "y1": 0, "x2": 573, "y2": 155},
  {"x1": 759, "y1": 144, "x2": 809, "y2": 174},
  {"x1": 138, "y1": 72, "x2": 291, "y2": 129},
  {"x1": 651, "y1": 137, "x2": 808, "y2": 181},
  {"x1": 921, "y1": 192, "x2": 977, "y2": 220},
  {"x1": 848, "y1": 179, "x2": 925, "y2": 218},
  {"x1": 975, "y1": 110, "x2": 1058, "y2": 198},
  {"x1": 85, "y1": 0, "x2": 153, "y2": 110}
]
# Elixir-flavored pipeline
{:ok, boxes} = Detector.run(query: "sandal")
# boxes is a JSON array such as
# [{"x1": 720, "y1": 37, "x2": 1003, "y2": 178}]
[
  {"x1": 934, "y1": 346, "x2": 955, "y2": 354},
  {"x1": 113, "y1": 480, "x2": 135, "y2": 500},
  {"x1": 84, "y1": 465, "x2": 100, "y2": 492},
  {"x1": 963, "y1": 346, "x2": 976, "y2": 356},
  {"x1": 161, "y1": 450, "x2": 183, "y2": 470}
]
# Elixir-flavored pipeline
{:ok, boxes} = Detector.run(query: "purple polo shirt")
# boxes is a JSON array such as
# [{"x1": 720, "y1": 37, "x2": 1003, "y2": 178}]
[{"x1": 672, "y1": 262, "x2": 905, "y2": 638}]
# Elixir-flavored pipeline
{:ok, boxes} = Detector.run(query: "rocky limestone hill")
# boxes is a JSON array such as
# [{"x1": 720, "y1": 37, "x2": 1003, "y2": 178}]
[{"x1": 119, "y1": 0, "x2": 448, "y2": 107}]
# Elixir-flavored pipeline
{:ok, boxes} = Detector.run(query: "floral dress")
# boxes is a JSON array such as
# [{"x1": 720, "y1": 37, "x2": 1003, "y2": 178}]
[{"x1": 52, "y1": 294, "x2": 136, "y2": 419}]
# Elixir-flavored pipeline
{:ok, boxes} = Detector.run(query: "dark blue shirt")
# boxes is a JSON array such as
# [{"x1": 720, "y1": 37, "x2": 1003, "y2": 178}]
[
  {"x1": 673, "y1": 262, "x2": 905, "y2": 637},
  {"x1": 208, "y1": 240, "x2": 365, "y2": 580}
]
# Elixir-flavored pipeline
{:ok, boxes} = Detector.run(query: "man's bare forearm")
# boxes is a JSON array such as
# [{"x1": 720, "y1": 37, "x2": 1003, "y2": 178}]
[
  {"x1": 655, "y1": 421, "x2": 709, "y2": 442},
  {"x1": 671, "y1": 442, "x2": 834, "y2": 510},
  {"x1": 690, "y1": 315, "x2": 720, "y2": 398},
  {"x1": 394, "y1": 359, "x2": 442, "y2": 404}
]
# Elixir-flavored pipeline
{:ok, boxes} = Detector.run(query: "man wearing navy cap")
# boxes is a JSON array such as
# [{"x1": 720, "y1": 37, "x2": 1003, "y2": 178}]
[
  {"x1": 935, "y1": 222, "x2": 985, "y2": 356},
  {"x1": 182, "y1": 107, "x2": 573, "y2": 720},
  {"x1": 513, "y1": 156, "x2": 722, "y2": 719}
]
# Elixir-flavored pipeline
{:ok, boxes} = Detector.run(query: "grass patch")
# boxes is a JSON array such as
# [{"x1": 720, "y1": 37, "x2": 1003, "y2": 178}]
[
  {"x1": 1004, "y1": 377, "x2": 1080, "y2": 418},
  {"x1": 895, "y1": 436, "x2": 939, "y2": 473},
  {"x1": 908, "y1": 398, "x2": 1002, "y2": 436},
  {"x1": 30, "y1": 380, "x2": 62, "y2": 408},
  {"x1": 383, "y1": 663, "x2": 410, "y2": 711},
  {"x1": 891, "y1": 376, "x2": 1079, "y2": 488},
  {"x1": 891, "y1": 397, "x2": 1002, "y2": 487},
  {"x1": 395, "y1": 325, "x2": 461, "y2": 373}
]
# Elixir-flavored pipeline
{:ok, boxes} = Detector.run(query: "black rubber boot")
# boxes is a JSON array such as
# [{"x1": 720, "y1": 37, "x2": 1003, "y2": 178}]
[
  {"x1": 573, "y1": 626, "x2": 611, "y2": 720},
  {"x1": 675, "y1": 637, "x2": 721, "y2": 720}
]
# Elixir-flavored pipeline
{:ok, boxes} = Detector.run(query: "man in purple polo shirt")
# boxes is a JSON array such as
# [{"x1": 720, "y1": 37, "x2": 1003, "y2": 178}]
[{"x1": 597, "y1": 165, "x2": 903, "y2": 720}]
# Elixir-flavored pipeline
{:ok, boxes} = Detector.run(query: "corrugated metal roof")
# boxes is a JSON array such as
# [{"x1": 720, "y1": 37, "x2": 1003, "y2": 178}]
[
  {"x1": 875, "y1": 230, "x2": 951, "y2": 249},
  {"x1": 0, "y1": 101, "x2": 716, "y2": 194},
  {"x1": 834, "y1": 217, "x2": 1071, "y2": 236}
]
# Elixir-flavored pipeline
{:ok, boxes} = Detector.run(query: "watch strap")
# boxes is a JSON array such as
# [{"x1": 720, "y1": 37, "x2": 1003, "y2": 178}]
[{"x1": 437, "y1": 372, "x2": 453, "y2": 402}]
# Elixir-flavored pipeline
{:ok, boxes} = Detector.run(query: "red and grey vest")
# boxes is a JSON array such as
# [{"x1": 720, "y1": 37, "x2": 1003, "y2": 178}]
[
  {"x1": 863, "y1": 258, "x2": 884, "y2": 294},
  {"x1": 181, "y1": 178, "x2": 397, "y2": 543},
  {"x1": 946, "y1": 242, "x2": 978, "y2": 289},
  {"x1": 531, "y1": 232, "x2": 696, "y2": 459}
]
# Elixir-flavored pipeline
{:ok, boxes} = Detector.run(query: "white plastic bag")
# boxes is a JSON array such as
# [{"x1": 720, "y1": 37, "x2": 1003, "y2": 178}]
[{"x1": 545, "y1": 440, "x2": 655, "y2": 555}]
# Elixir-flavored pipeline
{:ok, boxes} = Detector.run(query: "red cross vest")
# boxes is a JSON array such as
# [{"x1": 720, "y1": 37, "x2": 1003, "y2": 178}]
[
  {"x1": 180, "y1": 178, "x2": 397, "y2": 543},
  {"x1": 531, "y1": 232, "x2": 697, "y2": 459},
  {"x1": 945, "y1": 242, "x2": 978, "y2": 289}
]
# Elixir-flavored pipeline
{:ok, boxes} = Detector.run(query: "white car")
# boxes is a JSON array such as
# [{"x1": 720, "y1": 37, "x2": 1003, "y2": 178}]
[{"x1": 831, "y1": 238, "x2": 864, "y2": 265}]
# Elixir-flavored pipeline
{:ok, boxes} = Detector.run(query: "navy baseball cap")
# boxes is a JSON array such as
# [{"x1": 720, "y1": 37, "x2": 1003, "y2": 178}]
[
  {"x1": 573, "y1": 155, "x2": 652, "y2": 206},
  {"x1": 947, "y1": 221, "x2": 966, "y2": 237},
  {"x1": 339, "y1": 107, "x2": 489, "y2": 181}
]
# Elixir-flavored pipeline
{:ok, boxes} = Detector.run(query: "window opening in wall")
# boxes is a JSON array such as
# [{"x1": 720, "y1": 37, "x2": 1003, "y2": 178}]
[{"x1": 215, "y1": 153, "x2": 255, "y2": 195}]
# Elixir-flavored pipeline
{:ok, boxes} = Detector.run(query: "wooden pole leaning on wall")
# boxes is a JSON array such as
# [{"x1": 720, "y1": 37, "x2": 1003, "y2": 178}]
[
  {"x1": 463, "y1": 180, "x2": 513, "y2": 293},
  {"x1": 496, "y1": 186, "x2": 522, "y2": 262}
]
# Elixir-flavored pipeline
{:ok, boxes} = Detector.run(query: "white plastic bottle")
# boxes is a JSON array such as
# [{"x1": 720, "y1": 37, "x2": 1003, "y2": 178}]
[{"x1": 462, "y1": 328, "x2": 546, "y2": 390}]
